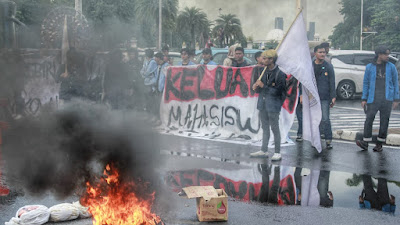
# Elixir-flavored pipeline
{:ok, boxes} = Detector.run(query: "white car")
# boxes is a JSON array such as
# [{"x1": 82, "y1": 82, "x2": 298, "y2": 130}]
[{"x1": 330, "y1": 50, "x2": 398, "y2": 100}]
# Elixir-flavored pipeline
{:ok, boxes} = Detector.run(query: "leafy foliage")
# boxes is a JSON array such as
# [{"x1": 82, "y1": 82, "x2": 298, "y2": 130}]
[
  {"x1": 330, "y1": 0, "x2": 400, "y2": 51},
  {"x1": 176, "y1": 7, "x2": 210, "y2": 49},
  {"x1": 212, "y1": 14, "x2": 245, "y2": 48},
  {"x1": 134, "y1": 0, "x2": 178, "y2": 47}
]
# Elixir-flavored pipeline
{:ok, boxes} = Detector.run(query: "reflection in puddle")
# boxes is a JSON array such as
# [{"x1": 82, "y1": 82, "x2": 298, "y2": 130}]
[{"x1": 163, "y1": 151, "x2": 399, "y2": 216}]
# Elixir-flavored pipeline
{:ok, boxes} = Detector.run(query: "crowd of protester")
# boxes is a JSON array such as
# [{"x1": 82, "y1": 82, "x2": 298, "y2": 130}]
[{"x1": 1, "y1": 41, "x2": 399, "y2": 158}]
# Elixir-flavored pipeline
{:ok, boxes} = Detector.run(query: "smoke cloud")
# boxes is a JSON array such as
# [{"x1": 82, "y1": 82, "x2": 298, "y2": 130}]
[{"x1": 2, "y1": 101, "x2": 161, "y2": 198}]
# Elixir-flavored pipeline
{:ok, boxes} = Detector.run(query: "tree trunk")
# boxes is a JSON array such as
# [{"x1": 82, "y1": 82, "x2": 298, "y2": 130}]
[{"x1": 191, "y1": 27, "x2": 195, "y2": 49}]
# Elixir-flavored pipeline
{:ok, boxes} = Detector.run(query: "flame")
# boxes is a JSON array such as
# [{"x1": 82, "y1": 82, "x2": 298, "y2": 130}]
[{"x1": 81, "y1": 164, "x2": 163, "y2": 225}]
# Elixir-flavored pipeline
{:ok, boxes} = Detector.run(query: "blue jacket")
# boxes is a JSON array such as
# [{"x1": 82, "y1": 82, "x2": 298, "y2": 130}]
[
  {"x1": 313, "y1": 60, "x2": 336, "y2": 101},
  {"x1": 142, "y1": 59, "x2": 158, "y2": 86},
  {"x1": 177, "y1": 61, "x2": 195, "y2": 66},
  {"x1": 360, "y1": 201, "x2": 396, "y2": 214},
  {"x1": 203, "y1": 60, "x2": 217, "y2": 65},
  {"x1": 157, "y1": 62, "x2": 169, "y2": 93},
  {"x1": 256, "y1": 65, "x2": 287, "y2": 113},
  {"x1": 362, "y1": 62, "x2": 400, "y2": 103}
]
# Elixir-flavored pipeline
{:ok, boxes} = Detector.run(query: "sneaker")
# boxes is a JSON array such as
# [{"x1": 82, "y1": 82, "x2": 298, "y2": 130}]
[
  {"x1": 250, "y1": 150, "x2": 268, "y2": 158},
  {"x1": 326, "y1": 141, "x2": 333, "y2": 149},
  {"x1": 271, "y1": 153, "x2": 282, "y2": 161},
  {"x1": 356, "y1": 140, "x2": 368, "y2": 151},
  {"x1": 373, "y1": 143, "x2": 383, "y2": 152},
  {"x1": 296, "y1": 136, "x2": 303, "y2": 142}
]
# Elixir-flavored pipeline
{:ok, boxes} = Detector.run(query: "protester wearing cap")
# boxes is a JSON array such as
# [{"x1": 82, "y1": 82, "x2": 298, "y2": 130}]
[
  {"x1": 223, "y1": 44, "x2": 238, "y2": 66},
  {"x1": 250, "y1": 49, "x2": 287, "y2": 161},
  {"x1": 202, "y1": 48, "x2": 217, "y2": 65},
  {"x1": 356, "y1": 45, "x2": 400, "y2": 152}
]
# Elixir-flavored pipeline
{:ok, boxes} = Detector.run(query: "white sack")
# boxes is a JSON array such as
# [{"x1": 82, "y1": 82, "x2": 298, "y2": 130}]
[
  {"x1": 72, "y1": 201, "x2": 91, "y2": 218},
  {"x1": 49, "y1": 203, "x2": 79, "y2": 222},
  {"x1": 5, "y1": 205, "x2": 50, "y2": 225}
]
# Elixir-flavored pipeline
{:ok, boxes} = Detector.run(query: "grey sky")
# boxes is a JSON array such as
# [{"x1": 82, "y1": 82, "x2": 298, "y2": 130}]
[{"x1": 179, "y1": 0, "x2": 343, "y2": 41}]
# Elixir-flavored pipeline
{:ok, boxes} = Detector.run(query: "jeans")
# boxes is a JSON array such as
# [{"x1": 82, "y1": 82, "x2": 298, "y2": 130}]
[
  {"x1": 260, "y1": 110, "x2": 280, "y2": 153},
  {"x1": 320, "y1": 100, "x2": 332, "y2": 141},
  {"x1": 363, "y1": 100, "x2": 392, "y2": 143},
  {"x1": 296, "y1": 101, "x2": 303, "y2": 136}
]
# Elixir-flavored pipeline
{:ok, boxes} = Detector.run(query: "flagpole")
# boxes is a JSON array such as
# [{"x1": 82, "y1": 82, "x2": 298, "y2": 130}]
[
  {"x1": 256, "y1": 8, "x2": 303, "y2": 83},
  {"x1": 275, "y1": 8, "x2": 303, "y2": 51}
]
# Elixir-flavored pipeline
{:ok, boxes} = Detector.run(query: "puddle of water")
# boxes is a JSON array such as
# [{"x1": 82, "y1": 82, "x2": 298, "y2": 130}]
[{"x1": 163, "y1": 150, "x2": 400, "y2": 216}]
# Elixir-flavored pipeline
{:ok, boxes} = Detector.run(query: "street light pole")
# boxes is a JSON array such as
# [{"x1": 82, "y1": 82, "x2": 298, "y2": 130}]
[
  {"x1": 360, "y1": 0, "x2": 363, "y2": 50},
  {"x1": 158, "y1": 0, "x2": 162, "y2": 50},
  {"x1": 75, "y1": 0, "x2": 82, "y2": 14}
]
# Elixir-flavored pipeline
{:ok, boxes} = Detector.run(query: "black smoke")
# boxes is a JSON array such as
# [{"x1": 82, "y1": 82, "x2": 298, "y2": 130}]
[{"x1": 2, "y1": 102, "x2": 161, "y2": 198}]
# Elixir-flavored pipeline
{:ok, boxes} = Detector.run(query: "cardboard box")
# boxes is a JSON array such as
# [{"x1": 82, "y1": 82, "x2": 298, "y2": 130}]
[{"x1": 182, "y1": 186, "x2": 228, "y2": 222}]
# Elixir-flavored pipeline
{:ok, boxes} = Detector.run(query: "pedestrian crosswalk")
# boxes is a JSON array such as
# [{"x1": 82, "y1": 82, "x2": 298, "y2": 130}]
[
  {"x1": 329, "y1": 106, "x2": 400, "y2": 130},
  {"x1": 291, "y1": 106, "x2": 400, "y2": 134}
]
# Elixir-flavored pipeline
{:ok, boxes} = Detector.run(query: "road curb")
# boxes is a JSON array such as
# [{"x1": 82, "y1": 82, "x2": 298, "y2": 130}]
[{"x1": 333, "y1": 130, "x2": 400, "y2": 146}]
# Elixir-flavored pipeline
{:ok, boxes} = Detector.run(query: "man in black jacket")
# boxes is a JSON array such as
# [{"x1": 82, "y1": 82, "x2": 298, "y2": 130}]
[
  {"x1": 232, "y1": 47, "x2": 249, "y2": 67},
  {"x1": 313, "y1": 45, "x2": 336, "y2": 149},
  {"x1": 250, "y1": 49, "x2": 286, "y2": 161}
]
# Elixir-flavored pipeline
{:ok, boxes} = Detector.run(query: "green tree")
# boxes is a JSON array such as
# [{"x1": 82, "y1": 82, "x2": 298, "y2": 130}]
[
  {"x1": 134, "y1": 0, "x2": 178, "y2": 47},
  {"x1": 14, "y1": 0, "x2": 73, "y2": 25},
  {"x1": 13, "y1": 0, "x2": 73, "y2": 48},
  {"x1": 14, "y1": 0, "x2": 139, "y2": 49},
  {"x1": 330, "y1": 0, "x2": 378, "y2": 50},
  {"x1": 84, "y1": 0, "x2": 138, "y2": 49},
  {"x1": 84, "y1": 0, "x2": 136, "y2": 23},
  {"x1": 330, "y1": 0, "x2": 400, "y2": 51},
  {"x1": 370, "y1": 0, "x2": 400, "y2": 51},
  {"x1": 212, "y1": 13, "x2": 244, "y2": 47},
  {"x1": 176, "y1": 7, "x2": 210, "y2": 49}
]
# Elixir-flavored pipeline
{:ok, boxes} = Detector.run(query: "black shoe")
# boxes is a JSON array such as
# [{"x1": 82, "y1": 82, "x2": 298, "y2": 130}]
[
  {"x1": 296, "y1": 136, "x2": 303, "y2": 142},
  {"x1": 373, "y1": 143, "x2": 383, "y2": 152},
  {"x1": 326, "y1": 142, "x2": 333, "y2": 149},
  {"x1": 356, "y1": 140, "x2": 368, "y2": 151}
]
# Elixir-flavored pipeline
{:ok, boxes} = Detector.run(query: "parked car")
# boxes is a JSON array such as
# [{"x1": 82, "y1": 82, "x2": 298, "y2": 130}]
[
  {"x1": 390, "y1": 52, "x2": 400, "y2": 59},
  {"x1": 167, "y1": 52, "x2": 182, "y2": 66},
  {"x1": 330, "y1": 50, "x2": 398, "y2": 100},
  {"x1": 195, "y1": 48, "x2": 262, "y2": 65}
]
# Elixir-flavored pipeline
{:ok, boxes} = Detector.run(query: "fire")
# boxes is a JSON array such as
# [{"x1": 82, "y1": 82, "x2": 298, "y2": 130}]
[{"x1": 81, "y1": 164, "x2": 163, "y2": 225}]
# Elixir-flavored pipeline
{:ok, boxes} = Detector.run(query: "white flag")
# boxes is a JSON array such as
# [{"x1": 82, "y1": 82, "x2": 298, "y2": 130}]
[{"x1": 276, "y1": 12, "x2": 322, "y2": 152}]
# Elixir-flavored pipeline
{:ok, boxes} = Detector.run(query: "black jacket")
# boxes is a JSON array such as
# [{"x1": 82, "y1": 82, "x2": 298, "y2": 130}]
[
  {"x1": 313, "y1": 60, "x2": 336, "y2": 101},
  {"x1": 256, "y1": 65, "x2": 287, "y2": 113}
]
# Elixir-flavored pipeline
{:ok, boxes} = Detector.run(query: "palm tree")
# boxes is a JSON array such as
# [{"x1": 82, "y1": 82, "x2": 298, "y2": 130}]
[
  {"x1": 134, "y1": 0, "x2": 178, "y2": 46},
  {"x1": 176, "y1": 7, "x2": 210, "y2": 49},
  {"x1": 213, "y1": 13, "x2": 244, "y2": 47}
]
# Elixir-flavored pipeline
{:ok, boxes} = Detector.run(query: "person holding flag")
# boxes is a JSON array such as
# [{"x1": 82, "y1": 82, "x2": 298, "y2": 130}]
[
  {"x1": 250, "y1": 50, "x2": 287, "y2": 161},
  {"x1": 274, "y1": 10, "x2": 323, "y2": 153}
]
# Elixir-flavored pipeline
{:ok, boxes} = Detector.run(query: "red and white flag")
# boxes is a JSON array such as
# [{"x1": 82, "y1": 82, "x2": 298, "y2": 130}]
[{"x1": 276, "y1": 11, "x2": 322, "y2": 152}]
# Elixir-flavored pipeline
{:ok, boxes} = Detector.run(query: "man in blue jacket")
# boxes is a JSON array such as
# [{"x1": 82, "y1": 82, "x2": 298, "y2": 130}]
[
  {"x1": 201, "y1": 48, "x2": 217, "y2": 65},
  {"x1": 313, "y1": 45, "x2": 336, "y2": 149},
  {"x1": 356, "y1": 46, "x2": 400, "y2": 152},
  {"x1": 178, "y1": 48, "x2": 195, "y2": 66},
  {"x1": 359, "y1": 175, "x2": 396, "y2": 214},
  {"x1": 250, "y1": 49, "x2": 287, "y2": 161}
]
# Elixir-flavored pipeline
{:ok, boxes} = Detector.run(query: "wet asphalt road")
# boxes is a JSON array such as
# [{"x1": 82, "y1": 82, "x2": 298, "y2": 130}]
[
  {"x1": 1, "y1": 100, "x2": 400, "y2": 224},
  {"x1": 2, "y1": 134, "x2": 400, "y2": 225}
]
